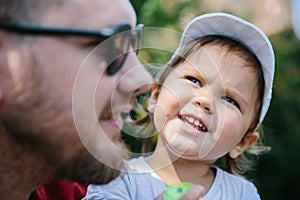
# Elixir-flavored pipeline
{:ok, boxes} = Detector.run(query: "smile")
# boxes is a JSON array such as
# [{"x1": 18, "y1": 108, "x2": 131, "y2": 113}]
[{"x1": 179, "y1": 115, "x2": 208, "y2": 132}]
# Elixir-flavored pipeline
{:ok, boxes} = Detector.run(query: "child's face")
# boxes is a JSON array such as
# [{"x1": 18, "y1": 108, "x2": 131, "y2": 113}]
[{"x1": 151, "y1": 45, "x2": 259, "y2": 162}]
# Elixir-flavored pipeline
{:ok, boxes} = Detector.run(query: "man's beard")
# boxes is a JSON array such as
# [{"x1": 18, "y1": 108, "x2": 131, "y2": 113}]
[
  {"x1": 2, "y1": 89, "x2": 128, "y2": 185},
  {"x1": 58, "y1": 146, "x2": 124, "y2": 184}
]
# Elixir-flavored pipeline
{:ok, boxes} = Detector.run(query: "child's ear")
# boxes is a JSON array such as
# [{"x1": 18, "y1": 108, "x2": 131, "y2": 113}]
[
  {"x1": 229, "y1": 131, "x2": 260, "y2": 159},
  {"x1": 147, "y1": 82, "x2": 160, "y2": 113}
]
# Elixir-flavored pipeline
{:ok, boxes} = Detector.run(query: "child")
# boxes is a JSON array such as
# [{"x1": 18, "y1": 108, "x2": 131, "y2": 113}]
[{"x1": 83, "y1": 13, "x2": 275, "y2": 200}]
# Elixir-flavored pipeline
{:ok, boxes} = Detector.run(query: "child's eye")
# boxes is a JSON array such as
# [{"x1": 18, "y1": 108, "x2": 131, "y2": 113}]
[
  {"x1": 221, "y1": 96, "x2": 240, "y2": 109},
  {"x1": 186, "y1": 76, "x2": 202, "y2": 87}
]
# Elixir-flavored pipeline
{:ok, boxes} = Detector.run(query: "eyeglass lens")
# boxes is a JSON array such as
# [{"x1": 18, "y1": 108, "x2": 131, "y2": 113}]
[{"x1": 105, "y1": 24, "x2": 142, "y2": 75}]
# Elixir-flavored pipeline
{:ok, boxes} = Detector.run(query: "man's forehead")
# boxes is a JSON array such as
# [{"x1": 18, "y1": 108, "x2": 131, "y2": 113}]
[{"x1": 40, "y1": 0, "x2": 136, "y2": 29}]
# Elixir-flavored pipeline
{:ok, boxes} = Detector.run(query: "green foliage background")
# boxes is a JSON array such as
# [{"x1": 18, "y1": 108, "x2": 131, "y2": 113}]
[{"x1": 126, "y1": 1, "x2": 300, "y2": 199}]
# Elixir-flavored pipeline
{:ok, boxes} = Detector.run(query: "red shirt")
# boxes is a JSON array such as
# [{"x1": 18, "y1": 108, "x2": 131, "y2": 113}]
[{"x1": 30, "y1": 180, "x2": 87, "y2": 200}]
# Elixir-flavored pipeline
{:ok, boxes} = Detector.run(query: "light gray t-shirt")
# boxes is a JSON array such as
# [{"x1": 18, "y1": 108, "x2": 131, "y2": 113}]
[{"x1": 83, "y1": 157, "x2": 261, "y2": 200}]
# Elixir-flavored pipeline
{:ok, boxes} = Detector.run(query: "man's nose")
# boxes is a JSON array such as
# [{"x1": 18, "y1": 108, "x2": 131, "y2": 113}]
[{"x1": 117, "y1": 52, "x2": 153, "y2": 96}]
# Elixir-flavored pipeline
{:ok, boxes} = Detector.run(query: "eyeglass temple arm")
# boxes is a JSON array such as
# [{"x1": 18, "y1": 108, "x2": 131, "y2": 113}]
[{"x1": 0, "y1": 22, "x2": 114, "y2": 37}]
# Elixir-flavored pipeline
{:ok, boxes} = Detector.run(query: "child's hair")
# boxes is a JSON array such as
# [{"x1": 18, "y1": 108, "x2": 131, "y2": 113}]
[{"x1": 141, "y1": 35, "x2": 271, "y2": 176}]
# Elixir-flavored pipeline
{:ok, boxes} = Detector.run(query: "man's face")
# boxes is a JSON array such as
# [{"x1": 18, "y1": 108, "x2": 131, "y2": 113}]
[{"x1": 1, "y1": 0, "x2": 152, "y2": 184}]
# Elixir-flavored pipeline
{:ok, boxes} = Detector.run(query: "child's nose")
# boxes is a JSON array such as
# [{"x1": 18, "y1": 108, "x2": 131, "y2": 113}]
[{"x1": 192, "y1": 95, "x2": 214, "y2": 114}]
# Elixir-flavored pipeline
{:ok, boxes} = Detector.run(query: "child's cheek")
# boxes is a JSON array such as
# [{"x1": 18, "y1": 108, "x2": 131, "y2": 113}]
[
  {"x1": 153, "y1": 87, "x2": 182, "y2": 131},
  {"x1": 153, "y1": 103, "x2": 167, "y2": 133}
]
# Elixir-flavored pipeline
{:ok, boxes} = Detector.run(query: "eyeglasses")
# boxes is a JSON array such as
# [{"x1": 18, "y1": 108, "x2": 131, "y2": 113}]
[{"x1": 0, "y1": 21, "x2": 144, "y2": 75}]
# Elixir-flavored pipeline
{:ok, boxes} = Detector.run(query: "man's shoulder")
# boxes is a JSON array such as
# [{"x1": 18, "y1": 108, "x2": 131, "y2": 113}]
[{"x1": 30, "y1": 180, "x2": 87, "y2": 200}]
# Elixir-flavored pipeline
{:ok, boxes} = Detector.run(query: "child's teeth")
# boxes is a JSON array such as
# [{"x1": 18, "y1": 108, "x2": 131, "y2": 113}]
[
  {"x1": 181, "y1": 115, "x2": 207, "y2": 132},
  {"x1": 188, "y1": 117, "x2": 194, "y2": 124}
]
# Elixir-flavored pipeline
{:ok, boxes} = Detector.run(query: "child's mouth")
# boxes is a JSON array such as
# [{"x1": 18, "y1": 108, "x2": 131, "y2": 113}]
[{"x1": 178, "y1": 114, "x2": 208, "y2": 132}]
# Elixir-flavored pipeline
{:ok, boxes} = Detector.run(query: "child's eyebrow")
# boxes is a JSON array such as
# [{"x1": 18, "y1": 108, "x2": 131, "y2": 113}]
[{"x1": 183, "y1": 63, "x2": 203, "y2": 75}]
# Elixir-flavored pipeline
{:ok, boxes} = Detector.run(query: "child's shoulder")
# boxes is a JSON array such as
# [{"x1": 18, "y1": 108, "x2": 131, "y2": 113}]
[
  {"x1": 84, "y1": 157, "x2": 165, "y2": 200},
  {"x1": 203, "y1": 167, "x2": 261, "y2": 200},
  {"x1": 125, "y1": 156, "x2": 151, "y2": 172},
  {"x1": 125, "y1": 156, "x2": 161, "y2": 178},
  {"x1": 216, "y1": 167, "x2": 253, "y2": 184}
]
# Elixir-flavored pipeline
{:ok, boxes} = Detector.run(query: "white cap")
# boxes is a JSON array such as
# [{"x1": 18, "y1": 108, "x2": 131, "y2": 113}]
[{"x1": 172, "y1": 13, "x2": 275, "y2": 124}]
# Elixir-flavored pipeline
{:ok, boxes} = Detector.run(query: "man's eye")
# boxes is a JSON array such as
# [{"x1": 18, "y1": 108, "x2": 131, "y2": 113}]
[
  {"x1": 81, "y1": 38, "x2": 105, "y2": 49},
  {"x1": 221, "y1": 96, "x2": 240, "y2": 109},
  {"x1": 186, "y1": 76, "x2": 202, "y2": 87}
]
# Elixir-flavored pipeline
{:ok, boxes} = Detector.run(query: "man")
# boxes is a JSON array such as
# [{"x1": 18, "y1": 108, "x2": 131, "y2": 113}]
[
  {"x1": 0, "y1": 1, "x2": 205, "y2": 199},
  {"x1": 0, "y1": 0, "x2": 153, "y2": 199}
]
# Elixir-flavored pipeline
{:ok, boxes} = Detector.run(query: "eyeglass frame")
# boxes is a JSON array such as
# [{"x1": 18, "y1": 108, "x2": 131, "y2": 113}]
[{"x1": 0, "y1": 21, "x2": 144, "y2": 75}]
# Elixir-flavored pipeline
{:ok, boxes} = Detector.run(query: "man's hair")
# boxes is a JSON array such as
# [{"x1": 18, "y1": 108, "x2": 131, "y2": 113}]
[{"x1": 0, "y1": 0, "x2": 64, "y2": 22}]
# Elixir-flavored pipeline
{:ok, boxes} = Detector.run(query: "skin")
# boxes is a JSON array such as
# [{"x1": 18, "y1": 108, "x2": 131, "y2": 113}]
[
  {"x1": 0, "y1": 0, "x2": 152, "y2": 199},
  {"x1": 148, "y1": 45, "x2": 259, "y2": 197}
]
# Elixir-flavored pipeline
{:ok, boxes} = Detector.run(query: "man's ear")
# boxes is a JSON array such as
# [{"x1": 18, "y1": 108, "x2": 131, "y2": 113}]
[
  {"x1": 147, "y1": 82, "x2": 160, "y2": 113},
  {"x1": 229, "y1": 131, "x2": 260, "y2": 159},
  {"x1": 0, "y1": 87, "x2": 4, "y2": 112},
  {"x1": 0, "y1": 40, "x2": 7, "y2": 111}
]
